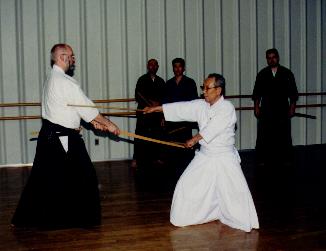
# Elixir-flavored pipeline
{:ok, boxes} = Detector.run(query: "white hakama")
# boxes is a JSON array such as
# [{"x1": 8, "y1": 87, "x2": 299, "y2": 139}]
[{"x1": 163, "y1": 98, "x2": 259, "y2": 232}]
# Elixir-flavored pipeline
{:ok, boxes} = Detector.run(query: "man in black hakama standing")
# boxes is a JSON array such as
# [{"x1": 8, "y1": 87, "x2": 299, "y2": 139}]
[
  {"x1": 252, "y1": 48, "x2": 298, "y2": 166},
  {"x1": 11, "y1": 43, "x2": 120, "y2": 229},
  {"x1": 252, "y1": 48, "x2": 298, "y2": 221},
  {"x1": 162, "y1": 58, "x2": 198, "y2": 178},
  {"x1": 133, "y1": 59, "x2": 165, "y2": 170}
]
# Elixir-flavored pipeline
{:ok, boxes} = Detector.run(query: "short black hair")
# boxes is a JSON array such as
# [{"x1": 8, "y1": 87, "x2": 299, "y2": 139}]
[
  {"x1": 266, "y1": 48, "x2": 279, "y2": 58},
  {"x1": 207, "y1": 73, "x2": 226, "y2": 96},
  {"x1": 147, "y1": 58, "x2": 158, "y2": 65},
  {"x1": 172, "y1": 58, "x2": 185, "y2": 67}
]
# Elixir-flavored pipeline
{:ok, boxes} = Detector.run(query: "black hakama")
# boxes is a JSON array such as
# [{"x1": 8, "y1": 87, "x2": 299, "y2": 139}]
[{"x1": 11, "y1": 119, "x2": 101, "y2": 229}]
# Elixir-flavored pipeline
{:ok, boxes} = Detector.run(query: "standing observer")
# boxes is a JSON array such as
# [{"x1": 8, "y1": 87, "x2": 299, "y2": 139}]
[
  {"x1": 162, "y1": 58, "x2": 198, "y2": 176},
  {"x1": 252, "y1": 48, "x2": 298, "y2": 165},
  {"x1": 11, "y1": 43, "x2": 120, "y2": 229},
  {"x1": 133, "y1": 59, "x2": 165, "y2": 170}
]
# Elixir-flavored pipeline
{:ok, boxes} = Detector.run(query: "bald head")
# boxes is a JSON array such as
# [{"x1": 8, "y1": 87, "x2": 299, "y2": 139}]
[
  {"x1": 50, "y1": 44, "x2": 72, "y2": 67},
  {"x1": 50, "y1": 43, "x2": 75, "y2": 75}
]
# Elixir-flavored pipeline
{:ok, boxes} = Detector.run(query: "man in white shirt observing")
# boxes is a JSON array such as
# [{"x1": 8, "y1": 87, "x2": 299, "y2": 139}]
[
  {"x1": 11, "y1": 43, "x2": 120, "y2": 229},
  {"x1": 144, "y1": 74, "x2": 259, "y2": 232}
]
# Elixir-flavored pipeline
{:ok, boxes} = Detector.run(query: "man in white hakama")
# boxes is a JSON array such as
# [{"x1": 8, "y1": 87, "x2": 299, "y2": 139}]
[{"x1": 144, "y1": 74, "x2": 259, "y2": 232}]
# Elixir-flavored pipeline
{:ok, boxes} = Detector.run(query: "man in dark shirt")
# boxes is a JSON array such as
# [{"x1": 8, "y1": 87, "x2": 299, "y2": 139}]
[
  {"x1": 162, "y1": 58, "x2": 198, "y2": 177},
  {"x1": 134, "y1": 59, "x2": 165, "y2": 170},
  {"x1": 163, "y1": 58, "x2": 198, "y2": 104},
  {"x1": 252, "y1": 48, "x2": 298, "y2": 166}
]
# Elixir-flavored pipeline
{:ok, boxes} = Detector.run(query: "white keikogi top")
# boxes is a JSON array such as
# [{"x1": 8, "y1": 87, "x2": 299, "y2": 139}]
[
  {"x1": 42, "y1": 65, "x2": 99, "y2": 151},
  {"x1": 163, "y1": 96, "x2": 237, "y2": 154},
  {"x1": 42, "y1": 64, "x2": 99, "y2": 129}
]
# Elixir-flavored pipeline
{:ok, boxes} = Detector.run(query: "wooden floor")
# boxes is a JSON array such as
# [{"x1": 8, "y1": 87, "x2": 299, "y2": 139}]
[{"x1": 0, "y1": 145, "x2": 325, "y2": 251}]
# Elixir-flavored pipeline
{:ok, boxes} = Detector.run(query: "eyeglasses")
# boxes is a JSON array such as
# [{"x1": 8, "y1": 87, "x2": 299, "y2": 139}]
[
  {"x1": 200, "y1": 86, "x2": 219, "y2": 91},
  {"x1": 61, "y1": 54, "x2": 75, "y2": 60}
]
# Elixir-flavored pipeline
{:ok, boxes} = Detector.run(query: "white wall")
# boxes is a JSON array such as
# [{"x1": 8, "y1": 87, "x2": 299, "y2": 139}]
[{"x1": 0, "y1": 0, "x2": 325, "y2": 165}]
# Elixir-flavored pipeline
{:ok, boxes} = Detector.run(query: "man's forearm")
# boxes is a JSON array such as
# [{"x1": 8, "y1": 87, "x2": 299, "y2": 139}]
[
  {"x1": 289, "y1": 102, "x2": 296, "y2": 117},
  {"x1": 185, "y1": 133, "x2": 203, "y2": 148},
  {"x1": 254, "y1": 99, "x2": 260, "y2": 118},
  {"x1": 143, "y1": 106, "x2": 163, "y2": 113},
  {"x1": 91, "y1": 114, "x2": 120, "y2": 135},
  {"x1": 93, "y1": 114, "x2": 110, "y2": 126}
]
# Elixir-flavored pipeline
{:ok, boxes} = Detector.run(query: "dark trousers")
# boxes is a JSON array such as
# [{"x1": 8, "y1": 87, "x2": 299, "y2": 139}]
[
  {"x1": 256, "y1": 117, "x2": 293, "y2": 164},
  {"x1": 12, "y1": 120, "x2": 101, "y2": 229}
]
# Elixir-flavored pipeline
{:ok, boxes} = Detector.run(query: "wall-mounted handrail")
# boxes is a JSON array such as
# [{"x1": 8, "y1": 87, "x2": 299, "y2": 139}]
[
  {"x1": 0, "y1": 92, "x2": 325, "y2": 108},
  {"x1": 0, "y1": 92, "x2": 324, "y2": 120},
  {"x1": 0, "y1": 104, "x2": 324, "y2": 121}
]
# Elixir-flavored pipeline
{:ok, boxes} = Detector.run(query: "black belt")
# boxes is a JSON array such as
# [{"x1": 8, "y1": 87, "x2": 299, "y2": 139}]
[{"x1": 41, "y1": 119, "x2": 80, "y2": 137}]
